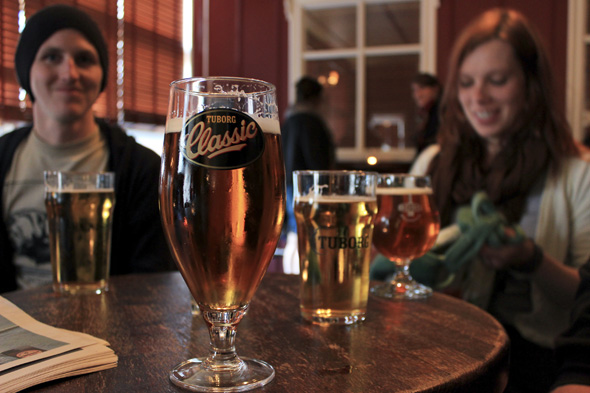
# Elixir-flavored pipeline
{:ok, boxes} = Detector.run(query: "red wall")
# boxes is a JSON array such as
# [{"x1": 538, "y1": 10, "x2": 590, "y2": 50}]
[
  {"x1": 193, "y1": 0, "x2": 568, "y2": 122},
  {"x1": 193, "y1": 0, "x2": 289, "y2": 122}
]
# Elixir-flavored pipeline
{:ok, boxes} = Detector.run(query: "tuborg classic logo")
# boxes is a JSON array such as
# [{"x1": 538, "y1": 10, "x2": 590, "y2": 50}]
[
  {"x1": 181, "y1": 109, "x2": 265, "y2": 169},
  {"x1": 310, "y1": 227, "x2": 370, "y2": 254}
]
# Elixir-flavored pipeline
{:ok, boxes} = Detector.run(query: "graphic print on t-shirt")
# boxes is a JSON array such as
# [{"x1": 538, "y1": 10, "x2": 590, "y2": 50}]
[
  {"x1": 7, "y1": 208, "x2": 52, "y2": 288},
  {"x1": 7, "y1": 209, "x2": 50, "y2": 264}
]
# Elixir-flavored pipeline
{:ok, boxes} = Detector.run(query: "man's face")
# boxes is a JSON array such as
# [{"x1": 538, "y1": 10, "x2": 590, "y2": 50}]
[
  {"x1": 29, "y1": 29, "x2": 103, "y2": 123},
  {"x1": 411, "y1": 84, "x2": 439, "y2": 109}
]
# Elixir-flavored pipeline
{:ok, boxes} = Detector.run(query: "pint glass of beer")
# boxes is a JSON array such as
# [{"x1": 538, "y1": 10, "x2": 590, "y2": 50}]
[
  {"x1": 293, "y1": 170, "x2": 378, "y2": 325},
  {"x1": 371, "y1": 174, "x2": 440, "y2": 300},
  {"x1": 160, "y1": 77, "x2": 285, "y2": 391},
  {"x1": 44, "y1": 171, "x2": 115, "y2": 295}
]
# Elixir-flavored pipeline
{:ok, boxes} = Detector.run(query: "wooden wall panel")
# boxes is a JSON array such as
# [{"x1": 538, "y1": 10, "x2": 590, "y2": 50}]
[
  {"x1": 205, "y1": 0, "x2": 289, "y2": 121},
  {"x1": 209, "y1": 0, "x2": 241, "y2": 76},
  {"x1": 192, "y1": 0, "x2": 203, "y2": 77},
  {"x1": 240, "y1": 0, "x2": 289, "y2": 119}
]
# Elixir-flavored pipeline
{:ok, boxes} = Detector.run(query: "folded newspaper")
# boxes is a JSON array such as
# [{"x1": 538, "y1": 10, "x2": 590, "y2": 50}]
[{"x1": 0, "y1": 296, "x2": 117, "y2": 393}]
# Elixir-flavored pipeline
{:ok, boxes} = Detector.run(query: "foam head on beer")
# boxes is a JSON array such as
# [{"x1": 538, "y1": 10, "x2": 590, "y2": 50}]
[{"x1": 166, "y1": 115, "x2": 280, "y2": 134}]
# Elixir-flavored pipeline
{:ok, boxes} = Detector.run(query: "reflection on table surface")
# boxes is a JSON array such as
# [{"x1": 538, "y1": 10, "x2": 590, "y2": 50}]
[{"x1": 4, "y1": 272, "x2": 509, "y2": 393}]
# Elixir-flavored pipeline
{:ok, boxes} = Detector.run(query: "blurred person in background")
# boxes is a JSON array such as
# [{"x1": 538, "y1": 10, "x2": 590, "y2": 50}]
[
  {"x1": 281, "y1": 76, "x2": 336, "y2": 274},
  {"x1": 411, "y1": 72, "x2": 442, "y2": 155},
  {"x1": 410, "y1": 8, "x2": 590, "y2": 392},
  {"x1": 0, "y1": 4, "x2": 174, "y2": 293}
]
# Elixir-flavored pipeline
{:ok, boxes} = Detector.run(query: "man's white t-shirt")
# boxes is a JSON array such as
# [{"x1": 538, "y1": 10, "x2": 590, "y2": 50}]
[{"x1": 2, "y1": 129, "x2": 108, "y2": 289}]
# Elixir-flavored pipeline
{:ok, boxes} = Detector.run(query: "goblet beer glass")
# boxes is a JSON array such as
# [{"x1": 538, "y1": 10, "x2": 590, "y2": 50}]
[
  {"x1": 371, "y1": 174, "x2": 440, "y2": 300},
  {"x1": 159, "y1": 77, "x2": 285, "y2": 391}
]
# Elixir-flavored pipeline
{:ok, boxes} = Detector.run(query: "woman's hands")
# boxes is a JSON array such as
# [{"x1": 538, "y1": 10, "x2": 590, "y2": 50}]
[
  {"x1": 479, "y1": 233, "x2": 541, "y2": 272},
  {"x1": 478, "y1": 234, "x2": 580, "y2": 307}
]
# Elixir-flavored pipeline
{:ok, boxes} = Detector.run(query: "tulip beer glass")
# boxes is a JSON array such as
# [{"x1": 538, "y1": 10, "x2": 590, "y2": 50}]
[
  {"x1": 294, "y1": 171, "x2": 378, "y2": 324},
  {"x1": 159, "y1": 77, "x2": 285, "y2": 391},
  {"x1": 371, "y1": 174, "x2": 440, "y2": 300}
]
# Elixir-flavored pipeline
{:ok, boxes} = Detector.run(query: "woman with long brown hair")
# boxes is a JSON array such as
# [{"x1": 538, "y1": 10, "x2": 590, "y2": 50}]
[{"x1": 411, "y1": 8, "x2": 590, "y2": 392}]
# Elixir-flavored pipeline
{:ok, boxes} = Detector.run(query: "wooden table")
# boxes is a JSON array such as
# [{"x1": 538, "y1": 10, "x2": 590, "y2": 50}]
[{"x1": 4, "y1": 272, "x2": 509, "y2": 392}]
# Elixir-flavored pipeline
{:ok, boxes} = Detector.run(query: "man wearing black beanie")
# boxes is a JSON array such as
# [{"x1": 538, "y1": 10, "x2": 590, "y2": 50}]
[
  {"x1": 14, "y1": 4, "x2": 109, "y2": 102},
  {"x1": 0, "y1": 4, "x2": 175, "y2": 293}
]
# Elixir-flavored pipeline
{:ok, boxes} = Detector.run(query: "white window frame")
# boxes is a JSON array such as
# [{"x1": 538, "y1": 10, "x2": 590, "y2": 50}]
[
  {"x1": 285, "y1": 0, "x2": 440, "y2": 164},
  {"x1": 567, "y1": 0, "x2": 588, "y2": 142}
]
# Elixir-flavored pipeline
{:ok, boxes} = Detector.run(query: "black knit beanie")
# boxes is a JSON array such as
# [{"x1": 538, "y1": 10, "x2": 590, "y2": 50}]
[{"x1": 15, "y1": 4, "x2": 108, "y2": 102}]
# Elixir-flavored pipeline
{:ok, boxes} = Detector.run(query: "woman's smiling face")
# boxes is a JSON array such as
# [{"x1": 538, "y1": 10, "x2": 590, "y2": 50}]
[{"x1": 457, "y1": 39, "x2": 526, "y2": 149}]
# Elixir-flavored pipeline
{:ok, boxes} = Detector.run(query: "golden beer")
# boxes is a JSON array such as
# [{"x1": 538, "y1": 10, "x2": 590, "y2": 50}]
[
  {"x1": 295, "y1": 195, "x2": 377, "y2": 324},
  {"x1": 373, "y1": 187, "x2": 440, "y2": 262},
  {"x1": 45, "y1": 189, "x2": 115, "y2": 294},
  {"x1": 159, "y1": 122, "x2": 285, "y2": 311}
]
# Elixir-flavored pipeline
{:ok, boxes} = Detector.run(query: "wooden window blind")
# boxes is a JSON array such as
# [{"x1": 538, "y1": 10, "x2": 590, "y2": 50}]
[
  {"x1": 0, "y1": 0, "x2": 182, "y2": 125},
  {"x1": 123, "y1": 0, "x2": 183, "y2": 124},
  {"x1": 0, "y1": 0, "x2": 26, "y2": 121}
]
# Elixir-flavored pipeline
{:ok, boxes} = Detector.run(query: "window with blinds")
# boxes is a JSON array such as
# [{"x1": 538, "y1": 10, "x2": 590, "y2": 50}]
[
  {"x1": 0, "y1": 0, "x2": 24, "y2": 122},
  {"x1": 0, "y1": 0, "x2": 183, "y2": 126}
]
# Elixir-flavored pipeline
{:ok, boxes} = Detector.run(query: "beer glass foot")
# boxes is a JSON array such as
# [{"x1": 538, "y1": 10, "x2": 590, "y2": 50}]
[
  {"x1": 371, "y1": 259, "x2": 433, "y2": 300},
  {"x1": 170, "y1": 357, "x2": 275, "y2": 392},
  {"x1": 371, "y1": 281, "x2": 432, "y2": 300}
]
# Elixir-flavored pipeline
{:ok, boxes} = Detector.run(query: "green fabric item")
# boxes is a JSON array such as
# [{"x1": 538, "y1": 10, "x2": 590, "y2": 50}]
[
  {"x1": 369, "y1": 253, "x2": 398, "y2": 281},
  {"x1": 369, "y1": 191, "x2": 526, "y2": 287}
]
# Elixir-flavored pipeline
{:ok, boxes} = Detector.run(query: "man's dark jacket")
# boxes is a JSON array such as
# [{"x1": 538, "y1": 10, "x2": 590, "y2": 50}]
[{"x1": 552, "y1": 260, "x2": 590, "y2": 388}]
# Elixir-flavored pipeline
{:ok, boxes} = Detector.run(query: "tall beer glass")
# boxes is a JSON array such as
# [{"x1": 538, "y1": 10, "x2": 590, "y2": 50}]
[
  {"x1": 294, "y1": 171, "x2": 378, "y2": 324},
  {"x1": 371, "y1": 174, "x2": 440, "y2": 300},
  {"x1": 160, "y1": 77, "x2": 285, "y2": 391},
  {"x1": 44, "y1": 171, "x2": 115, "y2": 295}
]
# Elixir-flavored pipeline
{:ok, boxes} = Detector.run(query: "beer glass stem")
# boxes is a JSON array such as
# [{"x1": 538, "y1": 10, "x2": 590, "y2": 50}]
[
  {"x1": 394, "y1": 260, "x2": 412, "y2": 284},
  {"x1": 202, "y1": 307, "x2": 247, "y2": 371},
  {"x1": 207, "y1": 323, "x2": 242, "y2": 370},
  {"x1": 170, "y1": 303, "x2": 275, "y2": 391}
]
